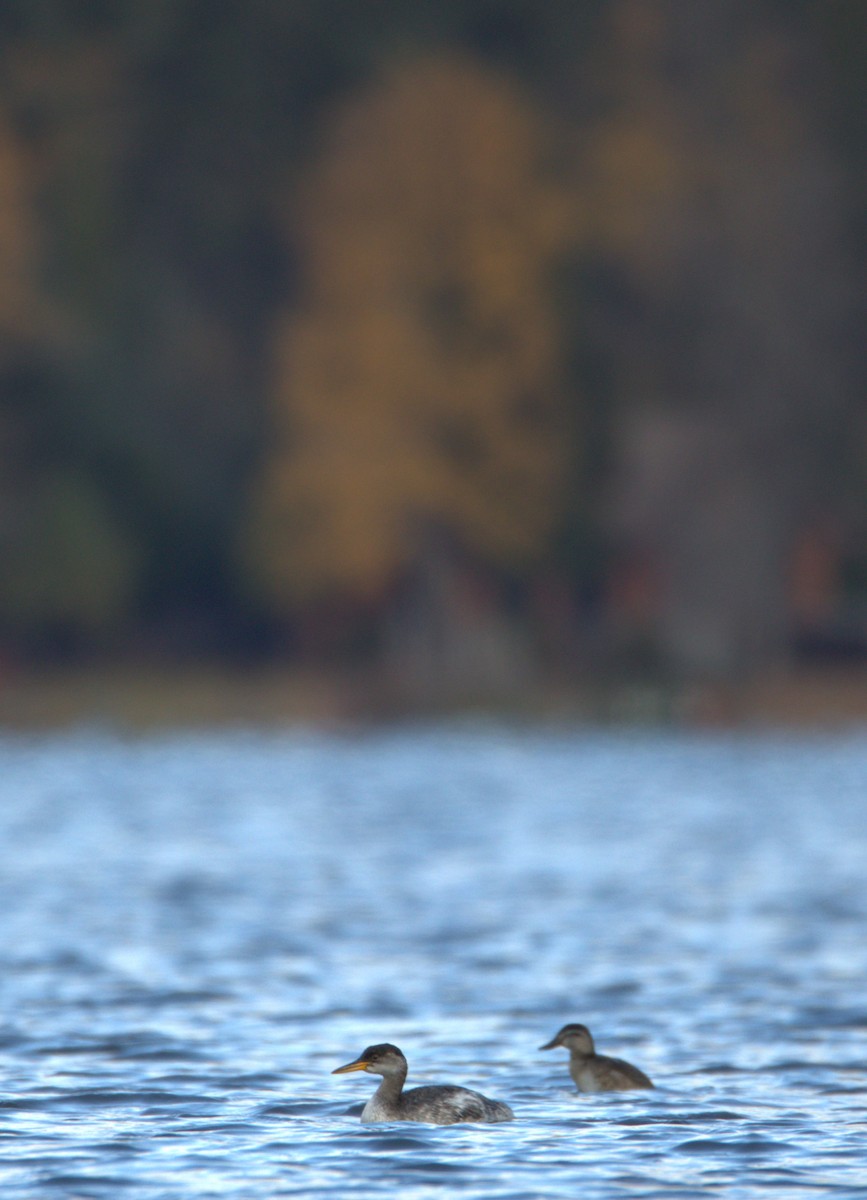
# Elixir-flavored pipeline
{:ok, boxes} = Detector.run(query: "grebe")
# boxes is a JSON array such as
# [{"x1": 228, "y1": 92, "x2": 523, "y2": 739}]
[
  {"x1": 332, "y1": 1042, "x2": 514, "y2": 1124},
  {"x1": 540, "y1": 1023, "x2": 653, "y2": 1092}
]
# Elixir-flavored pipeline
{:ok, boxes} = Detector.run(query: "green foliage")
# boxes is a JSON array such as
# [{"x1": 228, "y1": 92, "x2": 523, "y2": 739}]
[{"x1": 0, "y1": 470, "x2": 140, "y2": 637}]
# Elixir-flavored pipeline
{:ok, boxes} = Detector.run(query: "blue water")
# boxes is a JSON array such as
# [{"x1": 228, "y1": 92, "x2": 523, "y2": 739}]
[{"x1": 1, "y1": 725, "x2": 866, "y2": 1198}]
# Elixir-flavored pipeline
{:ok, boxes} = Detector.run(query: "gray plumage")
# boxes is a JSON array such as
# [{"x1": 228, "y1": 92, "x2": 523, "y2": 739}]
[
  {"x1": 332, "y1": 1042, "x2": 514, "y2": 1124},
  {"x1": 540, "y1": 1023, "x2": 653, "y2": 1092}
]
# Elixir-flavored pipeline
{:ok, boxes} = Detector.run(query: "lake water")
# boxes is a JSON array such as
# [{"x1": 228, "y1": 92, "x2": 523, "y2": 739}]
[{"x1": 1, "y1": 724, "x2": 866, "y2": 1198}]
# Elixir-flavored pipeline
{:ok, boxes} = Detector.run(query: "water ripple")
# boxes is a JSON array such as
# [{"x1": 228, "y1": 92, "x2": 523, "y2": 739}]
[{"x1": 1, "y1": 727, "x2": 866, "y2": 1197}]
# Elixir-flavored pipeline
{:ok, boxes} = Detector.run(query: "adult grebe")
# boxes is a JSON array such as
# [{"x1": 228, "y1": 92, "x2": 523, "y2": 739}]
[
  {"x1": 539, "y1": 1023, "x2": 653, "y2": 1092},
  {"x1": 332, "y1": 1043, "x2": 514, "y2": 1123}
]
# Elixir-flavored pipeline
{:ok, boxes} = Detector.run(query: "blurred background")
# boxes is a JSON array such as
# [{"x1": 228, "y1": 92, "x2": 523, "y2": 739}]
[{"x1": 0, "y1": 0, "x2": 865, "y2": 724}]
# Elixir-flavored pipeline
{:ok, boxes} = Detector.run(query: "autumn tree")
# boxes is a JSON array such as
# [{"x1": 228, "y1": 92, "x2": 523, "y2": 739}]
[
  {"x1": 246, "y1": 55, "x2": 576, "y2": 654},
  {"x1": 579, "y1": 0, "x2": 857, "y2": 678}
]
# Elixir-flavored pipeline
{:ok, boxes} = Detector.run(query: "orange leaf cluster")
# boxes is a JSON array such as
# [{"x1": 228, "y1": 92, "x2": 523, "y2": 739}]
[{"x1": 249, "y1": 55, "x2": 578, "y2": 607}]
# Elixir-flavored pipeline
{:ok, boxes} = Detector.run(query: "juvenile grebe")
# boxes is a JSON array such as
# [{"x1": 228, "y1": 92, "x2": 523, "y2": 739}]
[
  {"x1": 540, "y1": 1023, "x2": 653, "y2": 1092},
  {"x1": 332, "y1": 1043, "x2": 514, "y2": 1124}
]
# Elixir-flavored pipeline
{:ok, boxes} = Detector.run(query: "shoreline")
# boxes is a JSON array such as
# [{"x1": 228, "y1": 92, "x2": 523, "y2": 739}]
[{"x1": 2, "y1": 663, "x2": 867, "y2": 732}]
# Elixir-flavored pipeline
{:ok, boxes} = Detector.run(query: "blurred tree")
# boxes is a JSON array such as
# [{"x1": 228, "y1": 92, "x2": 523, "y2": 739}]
[
  {"x1": 1, "y1": 10, "x2": 289, "y2": 637},
  {"x1": 0, "y1": 470, "x2": 140, "y2": 651},
  {"x1": 0, "y1": 41, "x2": 142, "y2": 647},
  {"x1": 246, "y1": 55, "x2": 576, "y2": 644},
  {"x1": 0, "y1": 0, "x2": 862, "y2": 674},
  {"x1": 580, "y1": 0, "x2": 857, "y2": 678},
  {"x1": 0, "y1": 108, "x2": 39, "y2": 349}
]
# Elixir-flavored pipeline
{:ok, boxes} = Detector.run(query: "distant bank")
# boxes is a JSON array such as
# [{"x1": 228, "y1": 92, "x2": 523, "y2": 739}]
[{"x1": 2, "y1": 665, "x2": 867, "y2": 732}]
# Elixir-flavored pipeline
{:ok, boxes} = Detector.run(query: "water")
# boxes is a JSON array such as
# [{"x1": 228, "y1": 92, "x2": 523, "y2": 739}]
[{"x1": 1, "y1": 724, "x2": 866, "y2": 1198}]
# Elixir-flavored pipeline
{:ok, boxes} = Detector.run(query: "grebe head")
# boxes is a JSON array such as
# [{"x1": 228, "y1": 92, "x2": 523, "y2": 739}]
[
  {"x1": 332, "y1": 1043, "x2": 407, "y2": 1078},
  {"x1": 539, "y1": 1023, "x2": 595, "y2": 1054}
]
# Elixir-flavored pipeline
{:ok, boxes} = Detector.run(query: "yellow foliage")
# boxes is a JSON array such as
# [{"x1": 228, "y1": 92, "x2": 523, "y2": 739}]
[
  {"x1": 251, "y1": 55, "x2": 578, "y2": 606},
  {"x1": 579, "y1": 0, "x2": 823, "y2": 283}
]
